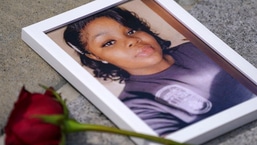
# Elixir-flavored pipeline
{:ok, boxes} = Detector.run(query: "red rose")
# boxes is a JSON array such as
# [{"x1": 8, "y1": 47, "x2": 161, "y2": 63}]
[
  {"x1": 4, "y1": 86, "x2": 183, "y2": 145},
  {"x1": 5, "y1": 87, "x2": 64, "y2": 145}
]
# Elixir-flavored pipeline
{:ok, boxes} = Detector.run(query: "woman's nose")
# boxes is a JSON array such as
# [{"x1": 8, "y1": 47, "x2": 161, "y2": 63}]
[{"x1": 127, "y1": 37, "x2": 141, "y2": 47}]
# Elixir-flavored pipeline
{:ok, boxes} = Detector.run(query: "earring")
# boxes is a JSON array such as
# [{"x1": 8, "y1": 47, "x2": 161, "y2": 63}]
[
  {"x1": 67, "y1": 42, "x2": 84, "y2": 54},
  {"x1": 101, "y1": 60, "x2": 108, "y2": 64}
]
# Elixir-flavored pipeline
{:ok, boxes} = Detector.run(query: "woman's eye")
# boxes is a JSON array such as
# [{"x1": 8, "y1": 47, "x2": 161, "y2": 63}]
[
  {"x1": 102, "y1": 40, "x2": 115, "y2": 47},
  {"x1": 127, "y1": 29, "x2": 136, "y2": 35}
]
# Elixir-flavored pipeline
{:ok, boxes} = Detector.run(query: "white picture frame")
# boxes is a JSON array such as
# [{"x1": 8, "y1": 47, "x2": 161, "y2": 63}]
[{"x1": 21, "y1": 0, "x2": 257, "y2": 144}]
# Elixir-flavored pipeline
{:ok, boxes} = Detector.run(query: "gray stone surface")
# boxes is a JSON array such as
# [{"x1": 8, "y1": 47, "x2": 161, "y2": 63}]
[
  {"x1": 66, "y1": 95, "x2": 134, "y2": 145},
  {"x1": 189, "y1": 0, "x2": 257, "y2": 67},
  {"x1": 0, "y1": 0, "x2": 91, "y2": 136},
  {"x1": 189, "y1": 0, "x2": 257, "y2": 144},
  {"x1": 0, "y1": 0, "x2": 257, "y2": 145},
  {"x1": 175, "y1": 0, "x2": 200, "y2": 10}
]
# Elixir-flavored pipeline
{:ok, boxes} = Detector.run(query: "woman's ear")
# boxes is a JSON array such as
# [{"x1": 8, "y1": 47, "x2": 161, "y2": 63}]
[
  {"x1": 85, "y1": 53, "x2": 109, "y2": 64},
  {"x1": 85, "y1": 53, "x2": 101, "y2": 61}
]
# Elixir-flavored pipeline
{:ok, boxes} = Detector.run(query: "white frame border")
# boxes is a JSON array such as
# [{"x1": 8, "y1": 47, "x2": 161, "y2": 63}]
[{"x1": 21, "y1": 0, "x2": 257, "y2": 144}]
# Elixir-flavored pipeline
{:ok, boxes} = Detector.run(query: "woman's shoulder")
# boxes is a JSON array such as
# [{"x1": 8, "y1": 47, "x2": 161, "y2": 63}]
[
  {"x1": 171, "y1": 42, "x2": 196, "y2": 50},
  {"x1": 169, "y1": 41, "x2": 217, "y2": 66},
  {"x1": 169, "y1": 42, "x2": 201, "y2": 56}
]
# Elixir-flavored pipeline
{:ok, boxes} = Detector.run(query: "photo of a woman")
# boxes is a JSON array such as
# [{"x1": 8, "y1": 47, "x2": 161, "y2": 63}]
[{"x1": 62, "y1": 6, "x2": 255, "y2": 136}]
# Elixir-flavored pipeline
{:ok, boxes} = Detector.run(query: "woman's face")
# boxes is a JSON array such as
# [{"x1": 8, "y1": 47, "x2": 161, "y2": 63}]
[{"x1": 80, "y1": 17, "x2": 171, "y2": 75}]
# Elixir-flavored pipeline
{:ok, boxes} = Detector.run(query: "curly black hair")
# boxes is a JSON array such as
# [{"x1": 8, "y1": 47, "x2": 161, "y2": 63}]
[{"x1": 63, "y1": 7, "x2": 171, "y2": 82}]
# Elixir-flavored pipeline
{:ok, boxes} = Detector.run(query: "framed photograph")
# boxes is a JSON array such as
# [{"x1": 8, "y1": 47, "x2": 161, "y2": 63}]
[{"x1": 22, "y1": 0, "x2": 257, "y2": 144}]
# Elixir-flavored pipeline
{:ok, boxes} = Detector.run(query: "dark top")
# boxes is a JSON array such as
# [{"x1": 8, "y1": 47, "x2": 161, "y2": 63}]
[{"x1": 119, "y1": 42, "x2": 254, "y2": 136}]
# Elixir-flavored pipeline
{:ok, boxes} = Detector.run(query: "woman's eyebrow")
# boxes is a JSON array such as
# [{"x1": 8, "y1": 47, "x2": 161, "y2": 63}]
[
  {"x1": 92, "y1": 25, "x2": 123, "y2": 40},
  {"x1": 93, "y1": 32, "x2": 109, "y2": 39}
]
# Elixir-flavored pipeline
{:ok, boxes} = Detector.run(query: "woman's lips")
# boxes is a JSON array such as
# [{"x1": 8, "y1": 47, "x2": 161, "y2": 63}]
[{"x1": 136, "y1": 45, "x2": 154, "y2": 57}]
